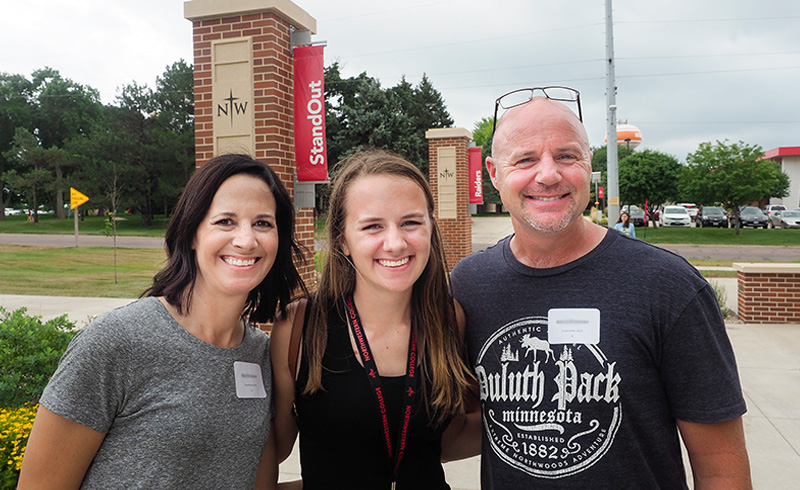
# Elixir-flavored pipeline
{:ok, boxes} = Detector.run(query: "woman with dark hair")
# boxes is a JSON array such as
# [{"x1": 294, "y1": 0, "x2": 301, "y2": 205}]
[
  {"x1": 614, "y1": 210, "x2": 636, "y2": 237},
  {"x1": 19, "y1": 154, "x2": 305, "y2": 489},
  {"x1": 271, "y1": 150, "x2": 477, "y2": 489}
]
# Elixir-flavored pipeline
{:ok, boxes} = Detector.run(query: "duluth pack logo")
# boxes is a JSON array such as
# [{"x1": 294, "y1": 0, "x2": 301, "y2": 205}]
[{"x1": 475, "y1": 316, "x2": 622, "y2": 479}]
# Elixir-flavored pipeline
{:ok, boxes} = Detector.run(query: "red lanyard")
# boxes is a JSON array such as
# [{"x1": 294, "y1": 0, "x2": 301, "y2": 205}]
[{"x1": 345, "y1": 295, "x2": 417, "y2": 489}]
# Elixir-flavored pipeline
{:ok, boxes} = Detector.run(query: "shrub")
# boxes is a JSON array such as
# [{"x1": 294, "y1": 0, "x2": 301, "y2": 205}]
[
  {"x1": 0, "y1": 404, "x2": 38, "y2": 489},
  {"x1": 710, "y1": 280, "x2": 733, "y2": 318},
  {"x1": 0, "y1": 307, "x2": 76, "y2": 407}
]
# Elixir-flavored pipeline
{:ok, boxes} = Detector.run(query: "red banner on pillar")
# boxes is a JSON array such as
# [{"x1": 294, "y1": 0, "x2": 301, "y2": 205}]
[
  {"x1": 293, "y1": 45, "x2": 328, "y2": 182},
  {"x1": 468, "y1": 147, "x2": 483, "y2": 204}
]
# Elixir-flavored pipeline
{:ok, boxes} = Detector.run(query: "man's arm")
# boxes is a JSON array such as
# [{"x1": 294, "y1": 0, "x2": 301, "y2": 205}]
[{"x1": 677, "y1": 417, "x2": 752, "y2": 490}]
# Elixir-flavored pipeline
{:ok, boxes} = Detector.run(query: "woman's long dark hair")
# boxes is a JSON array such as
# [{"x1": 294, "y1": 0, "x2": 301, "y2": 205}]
[{"x1": 144, "y1": 154, "x2": 306, "y2": 323}]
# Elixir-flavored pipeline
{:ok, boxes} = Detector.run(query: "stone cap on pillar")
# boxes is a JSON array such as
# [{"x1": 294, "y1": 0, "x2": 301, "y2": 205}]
[
  {"x1": 733, "y1": 263, "x2": 800, "y2": 274},
  {"x1": 184, "y1": 0, "x2": 317, "y2": 32},
  {"x1": 425, "y1": 128, "x2": 472, "y2": 141}
]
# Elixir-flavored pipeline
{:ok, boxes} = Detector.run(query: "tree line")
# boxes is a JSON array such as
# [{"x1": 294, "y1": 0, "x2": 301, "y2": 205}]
[
  {"x1": 1, "y1": 61, "x2": 790, "y2": 230},
  {"x1": 1, "y1": 62, "x2": 195, "y2": 225},
  {"x1": 0, "y1": 61, "x2": 455, "y2": 223}
]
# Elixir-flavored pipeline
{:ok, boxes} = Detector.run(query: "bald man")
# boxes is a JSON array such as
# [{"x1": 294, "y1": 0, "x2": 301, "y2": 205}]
[{"x1": 451, "y1": 96, "x2": 751, "y2": 489}]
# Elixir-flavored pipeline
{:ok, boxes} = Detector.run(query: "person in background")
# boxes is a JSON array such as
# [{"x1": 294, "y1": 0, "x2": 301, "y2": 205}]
[
  {"x1": 271, "y1": 150, "x2": 478, "y2": 490},
  {"x1": 451, "y1": 89, "x2": 751, "y2": 489},
  {"x1": 19, "y1": 154, "x2": 306, "y2": 489},
  {"x1": 613, "y1": 210, "x2": 636, "y2": 237}
]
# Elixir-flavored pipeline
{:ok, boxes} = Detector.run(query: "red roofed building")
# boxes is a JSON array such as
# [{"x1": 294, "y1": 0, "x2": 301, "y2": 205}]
[{"x1": 763, "y1": 147, "x2": 800, "y2": 209}]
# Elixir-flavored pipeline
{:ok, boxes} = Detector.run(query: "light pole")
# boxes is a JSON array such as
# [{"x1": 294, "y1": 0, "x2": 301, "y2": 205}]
[{"x1": 605, "y1": 0, "x2": 619, "y2": 227}]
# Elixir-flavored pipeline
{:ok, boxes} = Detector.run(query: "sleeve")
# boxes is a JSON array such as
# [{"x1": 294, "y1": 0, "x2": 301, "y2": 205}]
[
  {"x1": 630, "y1": 224, "x2": 636, "y2": 238},
  {"x1": 39, "y1": 312, "x2": 131, "y2": 433},
  {"x1": 660, "y1": 283, "x2": 746, "y2": 423}
]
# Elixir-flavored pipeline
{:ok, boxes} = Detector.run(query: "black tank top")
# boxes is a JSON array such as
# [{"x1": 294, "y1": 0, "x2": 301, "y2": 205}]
[{"x1": 294, "y1": 305, "x2": 451, "y2": 490}]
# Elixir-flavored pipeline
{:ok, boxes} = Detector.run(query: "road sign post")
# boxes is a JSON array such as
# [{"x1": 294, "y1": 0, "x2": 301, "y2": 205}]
[{"x1": 70, "y1": 187, "x2": 90, "y2": 247}]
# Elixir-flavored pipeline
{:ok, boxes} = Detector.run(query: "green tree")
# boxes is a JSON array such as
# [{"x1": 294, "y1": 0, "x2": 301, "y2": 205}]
[
  {"x1": 681, "y1": 140, "x2": 790, "y2": 234},
  {"x1": 324, "y1": 63, "x2": 452, "y2": 175},
  {"x1": 619, "y1": 149, "x2": 682, "y2": 226},
  {"x1": 0, "y1": 73, "x2": 35, "y2": 219},
  {"x1": 2, "y1": 129, "x2": 64, "y2": 223},
  {"x1": 150, "y1": 60, "x2": 195, "y2": 215},
  {"x1": 31, "y1": 68, "x2": 102, "y2": 218}
]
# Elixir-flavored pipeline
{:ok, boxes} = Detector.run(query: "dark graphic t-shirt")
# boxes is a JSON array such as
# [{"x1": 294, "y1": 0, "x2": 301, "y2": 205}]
[{"x1": 451, "y1": 232, "x2": 745, "y2": 490}]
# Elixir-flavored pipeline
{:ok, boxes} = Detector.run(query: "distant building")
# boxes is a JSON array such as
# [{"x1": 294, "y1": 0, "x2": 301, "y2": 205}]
[{"x1": 763, "y1": 147, "x2": 800, "y2": 209}]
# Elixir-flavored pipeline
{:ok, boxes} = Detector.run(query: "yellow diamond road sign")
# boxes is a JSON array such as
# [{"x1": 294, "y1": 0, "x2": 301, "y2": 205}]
[{"x1": 70, "y1": 187, "x2": 90, "y2": 209}]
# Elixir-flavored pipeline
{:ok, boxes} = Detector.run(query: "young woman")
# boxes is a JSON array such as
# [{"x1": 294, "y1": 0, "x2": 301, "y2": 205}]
[
  {"x1": 614, "y1": 210, "x2": 636, "y2": 237},
  {"x1": 271, "y1": 150, "x2": 476, "y2": 489},
  {"x1": 19, "y1": 154, "x2": 305, "y2": 489}
]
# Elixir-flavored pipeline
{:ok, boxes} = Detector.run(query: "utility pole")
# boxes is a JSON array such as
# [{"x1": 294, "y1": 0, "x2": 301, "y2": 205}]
[{"x1": 605, "y1": 0, "x2": 619, "y2": 227}]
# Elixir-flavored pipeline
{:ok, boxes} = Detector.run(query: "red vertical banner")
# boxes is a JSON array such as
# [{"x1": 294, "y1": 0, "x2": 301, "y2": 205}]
[
  {"x1": 468, "y1": 147, "x2": 483, "y2": 204},
  {"x1": 293, "y1": 45, "x2": 328, "y2": 182}
]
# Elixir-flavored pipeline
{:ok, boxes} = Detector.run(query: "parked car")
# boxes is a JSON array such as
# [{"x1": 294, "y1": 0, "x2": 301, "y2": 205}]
[
  {"x1": 629, "y1": 208, "x2": 646, "y2": 227},
  {"x1": 659, "y1": 205, "x2": 692, "y2": 227},
  {"x1": 738, "y1": 206, "x2": 769, "y2": 228},
  {"x1": 696, "y1": 206, "x2": 728, "y2": 228},
  {"x1": 764, "y1": 204, "x2": 786, "y2": 220},
  {"x1": 770, "y1": 210, "x2": 800, "y2": 229},
  {"x1": 678, "y1": 203, "x2": 699, "y2": 219}
]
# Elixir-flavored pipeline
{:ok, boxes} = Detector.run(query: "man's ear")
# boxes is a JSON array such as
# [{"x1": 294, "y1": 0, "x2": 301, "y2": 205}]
[{"x1": 486, "y1": 157, "x2": 500, "y2": 190}]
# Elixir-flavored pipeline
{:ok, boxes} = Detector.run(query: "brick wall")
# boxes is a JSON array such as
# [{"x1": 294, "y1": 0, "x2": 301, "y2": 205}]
[
  {"x1": 189, "y1": 11, "x2": 316, "y2": 288},
  {"x1": 426, "y1": 130, "x2": 473, "y2": 271},
  {"x1": 735, "y1": 263, "x2": 800, "y2": 323}
]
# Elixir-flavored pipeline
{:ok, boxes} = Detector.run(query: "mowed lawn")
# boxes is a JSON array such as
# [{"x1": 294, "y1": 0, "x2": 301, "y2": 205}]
[{"x1": 0, "y1": 245, "x2": 166, "y2": 298}]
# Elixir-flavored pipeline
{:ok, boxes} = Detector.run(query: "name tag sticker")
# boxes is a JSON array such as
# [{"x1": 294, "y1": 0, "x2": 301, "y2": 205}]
[
  {"x1": 234, "y1": 361, "x2": 267, "y2": 399},
  {"x1": 547, "y1": 308, "x2": 600, "y2": 345}
]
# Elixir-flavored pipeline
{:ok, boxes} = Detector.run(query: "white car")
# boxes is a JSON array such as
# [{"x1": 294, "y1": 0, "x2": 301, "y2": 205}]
[
  {"x1": 659, "y1": 206, "x2": 692, "y2": 227},
  {"x1": 678, "y1": 203, "x2": 699, "y2": 219}
]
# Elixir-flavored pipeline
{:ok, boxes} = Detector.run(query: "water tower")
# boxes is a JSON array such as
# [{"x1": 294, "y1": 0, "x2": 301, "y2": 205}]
[{"x1": 605, "y1": 120, "x2": 642, "y2": 154}]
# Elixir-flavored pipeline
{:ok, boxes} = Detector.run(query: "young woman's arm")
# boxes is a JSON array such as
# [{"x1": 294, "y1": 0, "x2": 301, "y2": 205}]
[
  {"x1": 253, "y1": 420, "x2": 278, "y2": 490},
  {"x1": 440, "y1": 300, "x2": 482, "y2": 461},
  {"x1": 18, "y1": 406, "x2": 106, "y2": 489},
  {"x1": 270, "y1": 299, "x2": 304, "y2": 463}
]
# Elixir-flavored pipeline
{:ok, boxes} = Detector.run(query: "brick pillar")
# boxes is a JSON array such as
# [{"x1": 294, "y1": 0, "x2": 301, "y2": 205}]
[
  {"x1": 735, "y1": 263, "x2": 800, "y2": 324},
  {"x1": 185, "y1": 0, "x2": 317, "y2": 289},
  {"x1": 425, "y1": 128, "x2": 473, "y2": 270}
]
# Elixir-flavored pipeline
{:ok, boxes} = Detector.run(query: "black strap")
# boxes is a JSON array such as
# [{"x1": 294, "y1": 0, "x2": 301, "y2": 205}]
[{"x1": 344, "y1": 295, "x2": 417, "y2": 485}]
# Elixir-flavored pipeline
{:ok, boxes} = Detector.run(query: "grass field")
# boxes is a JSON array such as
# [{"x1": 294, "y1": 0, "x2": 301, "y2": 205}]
[
  {"x1": 0, "y1": 245, "x2": 166, "y2": 298},
  {"x1": 632, "y1": 225, "x2": 800, "y2": 245}
]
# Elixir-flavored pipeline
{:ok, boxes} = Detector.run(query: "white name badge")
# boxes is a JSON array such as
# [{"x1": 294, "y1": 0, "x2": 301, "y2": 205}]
[
  {"x1": 233, "y1": 361, "x2": 267, "y2": 399},
  {"x1": 547, "y1": 308, "x2": 600, "y2": 345}
]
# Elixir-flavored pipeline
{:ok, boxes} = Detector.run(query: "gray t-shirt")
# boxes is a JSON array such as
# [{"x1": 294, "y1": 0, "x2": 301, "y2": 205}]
[
  {"x1": 40, "y1": 296, "x2": 273, "y2": 489},
  {"x1": 451, "y1": 231, "x2": 745, "y2": 490}
]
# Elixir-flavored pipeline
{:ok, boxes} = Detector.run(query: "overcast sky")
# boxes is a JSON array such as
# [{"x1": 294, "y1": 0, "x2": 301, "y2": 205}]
[{"x1": 3, "y1": 0, "x2": 799, "y2": 160}]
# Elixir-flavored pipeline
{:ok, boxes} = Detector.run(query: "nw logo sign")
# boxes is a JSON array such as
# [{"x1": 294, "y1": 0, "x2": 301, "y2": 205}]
[{"x1": 217, "y1": 89, "x2": 248, "y2": 126}]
